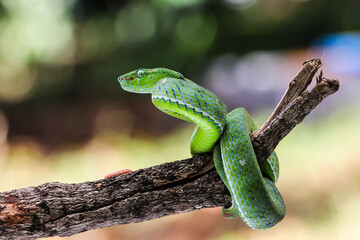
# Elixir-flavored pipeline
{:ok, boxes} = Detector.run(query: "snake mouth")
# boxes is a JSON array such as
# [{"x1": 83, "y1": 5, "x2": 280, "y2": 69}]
[
  {"x1": 126, "y1": 75, "x2": 135, "y2": 81},
  {"x1": 118, "y1": 74, "x2": 136, "y2": 82}
]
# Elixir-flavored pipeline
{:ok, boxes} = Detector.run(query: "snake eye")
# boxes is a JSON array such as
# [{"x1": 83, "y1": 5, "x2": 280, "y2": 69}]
[
  {"x1": 119, "y1": 76, "x2": 124, "y2": 81},
  {"x1": 137, "y1": 69, "x2": 145, "y2": 78}
]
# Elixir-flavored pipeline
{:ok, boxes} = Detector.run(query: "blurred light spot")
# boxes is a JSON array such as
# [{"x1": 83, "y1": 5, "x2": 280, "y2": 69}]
[
  {"x1": 175, "y1": 13, "x2": 217, "y2": 56},
  {"x1": 206, "y1": 51, "x2": 293, "y2": 95},
  {"x1": 77, "y1": 18, "x2": 115, "y2": 61},
  {"x1": 222, "y1": 0, "x2": 257, "y2": 10},
  {"x1": 204, "y1": 51, "x2": 303, "y2": 109},
  {"x1": 233, "y1": 52, "x2": 287, "y2": 91},
  {"x1": 0, "y1": 63, "x2": 35, "y2": 102},
  {"x1": 153, "y1": 0, "x2": 205, "y2": 8},
  {"x1": 115, "y1": 3, "x2": 156, "y2": 44},
  {"x1": 311, "y1": 33, "x2": 360, "y2": 79},
  {"x1": 0, "y1": 0, "x2": 75, "y2": 65}
]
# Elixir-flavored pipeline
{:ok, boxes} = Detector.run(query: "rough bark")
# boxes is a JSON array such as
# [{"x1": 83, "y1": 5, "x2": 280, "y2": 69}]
[{"x1": 0, "y1": 59, "x2": 339, "y2": 239}]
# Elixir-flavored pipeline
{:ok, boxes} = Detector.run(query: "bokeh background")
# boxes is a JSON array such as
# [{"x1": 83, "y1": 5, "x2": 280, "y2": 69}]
[{"x1": 0, "y1": 0, "x2": 359, "y2": 239}]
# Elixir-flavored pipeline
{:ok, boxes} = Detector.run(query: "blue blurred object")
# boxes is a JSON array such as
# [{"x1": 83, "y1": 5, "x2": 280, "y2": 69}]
[{"x1": 312, "y1": 33, "x2": 360, "y2": 78}]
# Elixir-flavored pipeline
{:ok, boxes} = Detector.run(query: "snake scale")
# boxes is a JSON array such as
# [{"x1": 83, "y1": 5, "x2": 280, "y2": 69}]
[{"x1": 118, "y1": 68, "x2": 286, "y2": 229}]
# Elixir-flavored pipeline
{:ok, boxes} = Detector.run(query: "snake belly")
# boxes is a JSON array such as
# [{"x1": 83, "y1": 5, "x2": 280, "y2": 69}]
[{"x1": 118, "y1": 68, "x2": 286, "y2": 229}]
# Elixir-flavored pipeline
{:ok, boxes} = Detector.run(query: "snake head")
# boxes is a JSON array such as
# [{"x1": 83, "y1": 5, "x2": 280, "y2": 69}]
[{"x1": 118, "y1": 68, "x2": 185, "y2": 93}]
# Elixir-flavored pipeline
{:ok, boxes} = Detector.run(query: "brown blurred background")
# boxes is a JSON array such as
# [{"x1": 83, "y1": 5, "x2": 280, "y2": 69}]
[{"x1": 0, "y1": 0, "x2": 359, "y2": 239}]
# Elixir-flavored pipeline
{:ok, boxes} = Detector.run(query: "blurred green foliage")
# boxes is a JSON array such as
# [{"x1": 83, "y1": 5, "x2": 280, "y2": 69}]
[
  {"x1": 0, "y1": 0, "x2": 359, "y2": 148},
  {"x1": 0, "y1": 0, "x2": 359, "y2": 103}
]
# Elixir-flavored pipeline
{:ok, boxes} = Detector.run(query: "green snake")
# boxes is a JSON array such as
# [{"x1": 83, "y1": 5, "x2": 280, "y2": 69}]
[{"x1": 118, "y1": 68, "x2": 286, "y2": 229}]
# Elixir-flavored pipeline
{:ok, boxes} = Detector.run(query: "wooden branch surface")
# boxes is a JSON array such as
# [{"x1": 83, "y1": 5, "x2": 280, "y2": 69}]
[{"x1": 0, "y1": 59, "x2": 339, "y2": 239}]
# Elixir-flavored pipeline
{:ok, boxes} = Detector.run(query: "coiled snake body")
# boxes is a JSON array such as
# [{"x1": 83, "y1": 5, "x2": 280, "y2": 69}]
[{"x1": 118, "y1": 68, "x2": 286, "y2": 229}]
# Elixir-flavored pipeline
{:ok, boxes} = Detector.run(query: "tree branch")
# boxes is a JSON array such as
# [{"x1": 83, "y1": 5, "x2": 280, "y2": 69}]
[
  {"x1": 0, "y1": 59, "x2": 339, "y2": 239},
  {"x1": 251, "y1": 59, "x2": 339, "y2": 165}
]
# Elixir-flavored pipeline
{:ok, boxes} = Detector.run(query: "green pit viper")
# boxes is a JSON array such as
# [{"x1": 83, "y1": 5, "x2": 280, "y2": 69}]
[{"x1": 118, "y1": 68, "x2": 286, "y2": 229}]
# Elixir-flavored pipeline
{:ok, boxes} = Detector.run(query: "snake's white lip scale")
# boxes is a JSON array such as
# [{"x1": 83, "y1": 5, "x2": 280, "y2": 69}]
[{"x1": 118, "y1": 68, "x2": 286, "y2": 229}]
